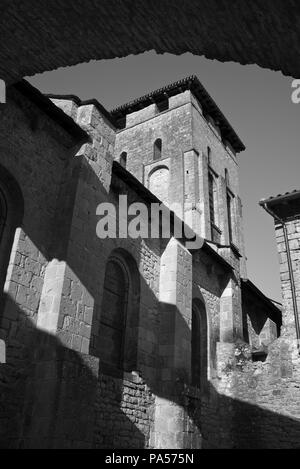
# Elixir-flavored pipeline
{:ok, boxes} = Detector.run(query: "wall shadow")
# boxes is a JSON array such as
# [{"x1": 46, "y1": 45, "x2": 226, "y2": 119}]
[
  {"x1": 0, "y1": 147, "x2": 151, "y2": 448},
  {"x1": 2, "y1": 283, "x2": 300, "y2": 448},
  {"x1": 199, "y1": 382, "x2": 300, "y2": 449},
  {"x1": 0, "y1": 140, "x2": 300, "y2": 448},
  {"x1": 0, "y1": 293, "x2": 146, "y2": 449}
]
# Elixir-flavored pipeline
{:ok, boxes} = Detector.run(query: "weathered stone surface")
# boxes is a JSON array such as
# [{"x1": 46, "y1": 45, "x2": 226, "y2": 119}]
[
  {"x1": 0, "y1": 1, "x2": 300, "y2": 84},
  {"x1": 0, "y1": 78, "x2": 290, "y2": 449}
]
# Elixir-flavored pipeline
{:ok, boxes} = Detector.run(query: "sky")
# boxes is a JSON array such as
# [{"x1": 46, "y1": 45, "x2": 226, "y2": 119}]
[{"x1": 27, "y1": 51, "x2": 300, "y2": 302}]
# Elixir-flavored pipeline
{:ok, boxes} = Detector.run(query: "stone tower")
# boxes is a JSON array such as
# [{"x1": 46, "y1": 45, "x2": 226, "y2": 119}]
[{"x1": 112, "y1": 76, "x2": 246, "y2": 271}]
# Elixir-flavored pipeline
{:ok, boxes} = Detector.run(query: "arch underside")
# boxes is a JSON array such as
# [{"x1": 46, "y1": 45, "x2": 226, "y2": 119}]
[{"x1": 0, "y1": 0, "x2": 300, "y2": 84}]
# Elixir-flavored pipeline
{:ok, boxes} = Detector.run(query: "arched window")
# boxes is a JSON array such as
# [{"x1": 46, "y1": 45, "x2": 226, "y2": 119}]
[
  {"x1": 148, "y1": 165, "x2": 169, "y2": 205},
  {"x1": 97, "y1": 249, "x2": 140, "y2": 371},
  {"x1": 153, "y1": 139, "x2": 162, "y2": 161},
  {"x1": 191, "y1": 299, "x2": 208, "y2": 388},
  {"x1": 120, "y1": 152, "x2": 127, "y2": 168},
  {"x1": 100, "y1": 259, "x2": 128, "y2": 368}
]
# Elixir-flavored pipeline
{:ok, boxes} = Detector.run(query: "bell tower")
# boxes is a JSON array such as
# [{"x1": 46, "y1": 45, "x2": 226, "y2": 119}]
[{"x1": 113, "y1": 75, "x2": 246, "y2": 259}]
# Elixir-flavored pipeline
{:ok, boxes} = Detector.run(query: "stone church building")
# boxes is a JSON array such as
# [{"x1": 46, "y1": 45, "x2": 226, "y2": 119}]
[{"x1": 0, "y1": 75, "x2": 297, "y2": 449}]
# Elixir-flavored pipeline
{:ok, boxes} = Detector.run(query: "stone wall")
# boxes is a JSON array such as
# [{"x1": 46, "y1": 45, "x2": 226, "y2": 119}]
[
  {"x1": 114, "y1": 89, "x2": 247, "y2": 276},
  {"x1": 0, "y1": 85, "x2": 86, "y2": 447},
  {"x1": 0, "y1": 89, "x2": 246, "y2": 449},
  {"x1": 197, "y1": 214, "x2": 300, "y2": 448},
  {"x1": 191, "y1": 97, "x2": 246, "y2": 267},
  {"x1": 114, "y1": 92, "x2": 192, "y2": 221},
  {"x1": 1, "y1": 83, "x2": 298, "y2": 449},
  {"x1": 275, "y1": 219, "x2": 300, "y2": 340}
]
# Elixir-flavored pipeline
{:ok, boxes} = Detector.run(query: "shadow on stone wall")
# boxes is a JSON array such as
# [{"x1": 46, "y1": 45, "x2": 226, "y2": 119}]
[
  {"x1": 199, "y1": 382, "x2": 300, "y2": 449},
  {"x1": 0, "y1": 152, "x2": 300, "y2": 448},
  {"x1": 2, "y1": 281, "x2": 300, "y2": 448},
  {"x1": 0, "y1": 293, "x2": 146, "y2": 449}
]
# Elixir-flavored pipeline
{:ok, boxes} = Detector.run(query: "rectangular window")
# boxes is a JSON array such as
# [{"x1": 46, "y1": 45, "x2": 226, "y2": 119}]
[
  {"x1": 208, "y1": 170, "x2": 221, "y2": 242},
  {"x1": 227, "y1": 191, "x2": 233, "y2": 244},
  {"x1": 208, "y1": 172, "x2": 215, "y2": 226},
  {"x1": 156, "y1": 99, "x2": 169, "y2": 113}
]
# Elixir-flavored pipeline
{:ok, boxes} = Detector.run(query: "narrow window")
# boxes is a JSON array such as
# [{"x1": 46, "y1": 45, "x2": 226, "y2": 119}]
[
  {"x1": 207, "y1": 146, "x2": 211, "y2": 166},
  {"x1": 120, "y1": 152, "x2": 127, "y2": 168},
  {"x1": 225, "y1": 168, "x2": 229, "y2": 186},
  {"x1": 191, "y1": 299, "x2": 208, "y2": 389},
  {"x1": 153, "y1": 139, "x2": 162, "y2": 161},
  {"x1": 208, "y1": 172, "x2": 215, "y2": 226},
  {"x1": 100, "y1": 259, "x2": 128, "y2": 369},
  {"x1": 96, "y1": 250, "x2": 140, "y2": 372},
  {"x1": 208, "y1": 164, "x2": 221, "y2": 242},
  {"x1": 191, "y1": 305, "x2": 201, "y2": 386},
  {"x1": 227, "y1": 192, "x2": 233, "y2": 244},
  {"x1": 225, "y1": 168, "x2": 234, "y2": 244}
]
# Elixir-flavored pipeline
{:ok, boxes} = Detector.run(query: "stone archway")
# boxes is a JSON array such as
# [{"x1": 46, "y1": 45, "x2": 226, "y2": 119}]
[{"x1": 0, "y1": 1, "x2": 300, "y2": 84}]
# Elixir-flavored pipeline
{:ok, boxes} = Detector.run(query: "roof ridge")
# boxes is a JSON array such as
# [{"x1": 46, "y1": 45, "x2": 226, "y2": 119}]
[
  {"x1": 110, "y1": 74, "x2": 245, "y2": 153},
  {"x1": 46, "y1": 93, "x2": 117, "y2": 127},
  {"x1": 110, "y1": 75, "x2": 197, "y2": 113},
  {"x1": 259, "y1": 189, "x2": 300, "y2": 205}
]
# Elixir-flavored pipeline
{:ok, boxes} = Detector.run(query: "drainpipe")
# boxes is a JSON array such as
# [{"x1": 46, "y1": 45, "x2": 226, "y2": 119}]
[{"x1": 262, "y1": 202, "x2": 300, "y2": 352}]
